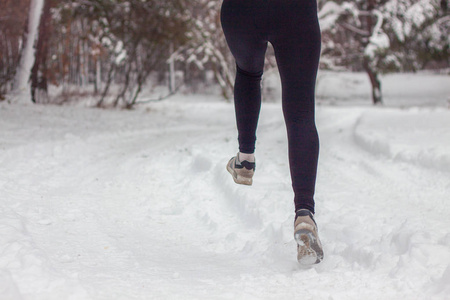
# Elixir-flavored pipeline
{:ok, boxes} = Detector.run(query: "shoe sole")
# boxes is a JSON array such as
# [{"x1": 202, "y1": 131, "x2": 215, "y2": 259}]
[
  {"x1": 295, "y1": 229, "x2": 324, "y2": 265},
  {"x1": 226, "y1": 160, "x2": 253, "y2": 185}
]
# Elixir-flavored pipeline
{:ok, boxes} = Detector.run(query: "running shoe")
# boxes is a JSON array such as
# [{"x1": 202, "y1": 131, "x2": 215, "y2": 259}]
[
  {"x1": 294, "y1": 209, "x2": 324, "y2": 265},
  {"x1": 226, "y1": 153, "x2": 255, "y2": 185}
]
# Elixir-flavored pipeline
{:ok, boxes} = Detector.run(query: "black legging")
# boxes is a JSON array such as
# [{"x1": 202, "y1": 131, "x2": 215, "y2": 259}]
[{"x1": 221, "y1": 0, "x2": 321, "y2": 213}]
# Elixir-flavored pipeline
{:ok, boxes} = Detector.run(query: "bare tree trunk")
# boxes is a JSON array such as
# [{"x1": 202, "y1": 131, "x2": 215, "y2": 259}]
[
  {"x1": 95, "y1": 58, "x2": 101, "y2": 94},
  {"x1": 30, "y1": 0, "x2": 51, "y2": 103},
  {"x1": 168, "y1": 43, "x2": 175, "y2": 93},
  {"x1": 13, "y1": 0, "x2": 45, "y2": 103},
  {"x1": 363, "y1": 58, "x2": 382, "y2": 105},
  {"x1": 97, "y1": 65, "x2": 115, "y2": 107},
  {"x1": 363, "y1": 0, "x2": 382, "y2": 105},
  {"x1": 114, "y1": 65, "x2": 131, "y2": 107},
  {"x1": 79, "y1": 32, "x2": 89, "y2": 87},
  {"x1": 126, "y1": 79, "x2": 143, "y2": 109}
]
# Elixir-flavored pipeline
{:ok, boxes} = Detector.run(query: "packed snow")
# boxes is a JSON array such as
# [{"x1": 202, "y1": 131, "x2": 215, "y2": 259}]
[{"x1": 1, "y1": 72, "x2": 449, "y2": 299}]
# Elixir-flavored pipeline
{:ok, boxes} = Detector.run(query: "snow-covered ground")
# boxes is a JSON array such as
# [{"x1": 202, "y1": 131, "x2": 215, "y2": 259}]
[
  {"x1": 315, "y1": 71, "x2": 450, "y2": 107},
  {"x1": 1, "y1": 73, "x2": 449, "y2": 299}
]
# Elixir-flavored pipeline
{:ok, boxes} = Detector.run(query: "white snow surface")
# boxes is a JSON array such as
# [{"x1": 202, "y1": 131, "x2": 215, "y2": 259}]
[{"x1": 1, "y1": 74, "x2": 450, "y2": 299}]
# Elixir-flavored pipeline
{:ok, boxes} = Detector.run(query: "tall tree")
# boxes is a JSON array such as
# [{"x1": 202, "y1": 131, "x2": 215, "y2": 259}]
[
  {"x1": 0, "y1": 0, "x2": 30, "y2": 100},
  {"x1": 13, "y1": 0, "x2": 45, "y2": 103},
  {"x1": 175, "y1": 0, "x2": 235, "y2": 99},
  {"x1": 31, "y1": 0, "x2": 53, "y2": 103}
]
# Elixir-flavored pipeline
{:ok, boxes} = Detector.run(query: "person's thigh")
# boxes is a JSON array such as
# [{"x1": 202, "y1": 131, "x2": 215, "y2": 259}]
[
  {"x1": 220, "y1": 0, "x2": 269, "y2": 73},
  {"x1": 269, "y1": 0, "x2": 321, "y2": 111}
]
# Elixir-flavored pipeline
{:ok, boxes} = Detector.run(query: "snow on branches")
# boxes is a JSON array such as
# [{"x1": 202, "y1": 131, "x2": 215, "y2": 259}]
[{"x1": 318, "y1": 0, "x2": 448, "y2": 104}]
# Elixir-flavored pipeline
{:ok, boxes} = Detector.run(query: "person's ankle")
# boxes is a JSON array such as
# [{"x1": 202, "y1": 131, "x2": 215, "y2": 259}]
[{"x1": 238, "y1": 152, "x2": 255, "y2": 162}]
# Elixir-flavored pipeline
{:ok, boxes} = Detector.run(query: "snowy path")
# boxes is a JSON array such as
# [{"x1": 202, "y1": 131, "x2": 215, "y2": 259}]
[{"x1": 0, "y1": 98, "x2": 449, "y2": 299}]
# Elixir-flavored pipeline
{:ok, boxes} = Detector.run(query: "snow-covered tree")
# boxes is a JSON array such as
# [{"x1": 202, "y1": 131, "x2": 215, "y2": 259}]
[
  {"x1": 48, "y1": 0, "x2": 191, "y2": 107},
  {"x1": 383, "y1": 0, "x2": 449, "y2": 70},
  {"x1": 175, "y1": 0, "x2": 279, "y2": 100},
  {"x1": 171, "y1": 0, "x2": 235, "y2": 99},
  {"x1": 318, "y1": 0, "x2": 449, "y2": 104}
]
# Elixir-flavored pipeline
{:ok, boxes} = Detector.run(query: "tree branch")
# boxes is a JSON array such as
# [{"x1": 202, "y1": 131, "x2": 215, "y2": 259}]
[
  {"x1": 338, "y1": 22, "x2": 370, "y2": 36},
  {"x1": 134, "y1": 83, "x2": 184, "y2": 104}
]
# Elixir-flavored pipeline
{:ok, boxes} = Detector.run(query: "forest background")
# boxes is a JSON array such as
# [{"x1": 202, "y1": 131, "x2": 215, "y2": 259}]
[{"x1": 0, "y1": 0, "x2": 449, "y2": 107}]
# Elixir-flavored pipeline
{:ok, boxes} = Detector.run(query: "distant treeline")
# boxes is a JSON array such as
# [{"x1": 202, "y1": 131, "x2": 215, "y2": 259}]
[{"x1": 0, "y1": 0, "x2": 448, "y2": 106}]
